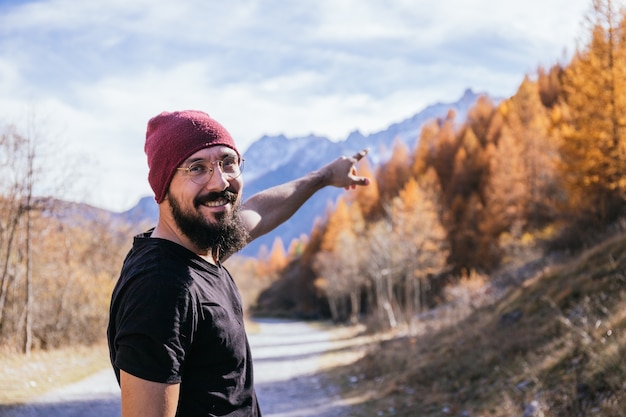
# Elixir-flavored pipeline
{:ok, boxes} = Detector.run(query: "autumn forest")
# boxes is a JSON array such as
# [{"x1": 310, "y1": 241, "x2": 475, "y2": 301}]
[{"x1": 251, "y1": 0, "x2": 626, "y2": 328}]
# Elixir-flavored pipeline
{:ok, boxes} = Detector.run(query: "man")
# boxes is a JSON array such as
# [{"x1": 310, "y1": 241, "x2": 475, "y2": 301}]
[{"x1": 107, "y1": 110, "x2": 369, "y2": 417}]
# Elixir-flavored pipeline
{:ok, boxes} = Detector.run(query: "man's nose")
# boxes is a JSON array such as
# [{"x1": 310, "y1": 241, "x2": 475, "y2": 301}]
[{"x1": 203, "y1": 167, "x2": 230, "y2": 191}]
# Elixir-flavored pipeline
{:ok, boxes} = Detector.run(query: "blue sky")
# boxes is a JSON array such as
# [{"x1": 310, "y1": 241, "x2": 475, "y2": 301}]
[{"x1": 0, "y1": 0, "x2": 593, "y2": 211}]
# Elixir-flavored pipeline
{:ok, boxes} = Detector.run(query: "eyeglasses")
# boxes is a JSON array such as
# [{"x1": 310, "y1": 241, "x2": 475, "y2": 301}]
[{"x1": 176, "y1": 156, "x2": 244, "y2": 185}]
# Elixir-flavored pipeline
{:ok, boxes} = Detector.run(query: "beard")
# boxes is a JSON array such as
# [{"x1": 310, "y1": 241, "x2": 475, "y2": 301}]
[{"x1": 168, "y1": 189, "x2": 250, "y2": 258}]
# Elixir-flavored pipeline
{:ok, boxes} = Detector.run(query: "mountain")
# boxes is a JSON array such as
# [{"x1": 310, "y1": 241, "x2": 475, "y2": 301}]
[
  {"x1": 238, "y1": 88, "x2": 486, "y2": 257},
  {"x1": 117, "y1": 88, "x2": 488, "y2": 257},
  {"x1": 115, "y1": 195, "x2": 159, "y2": 226}
]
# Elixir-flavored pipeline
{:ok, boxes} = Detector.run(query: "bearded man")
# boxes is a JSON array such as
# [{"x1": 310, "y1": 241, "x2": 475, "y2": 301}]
[{"x1": 107, "y1": 110, "x2": 369, "y2": 417}]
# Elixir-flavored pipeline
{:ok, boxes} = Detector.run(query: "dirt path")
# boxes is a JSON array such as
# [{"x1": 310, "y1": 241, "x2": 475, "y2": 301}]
[
  {"x1": 0, "y1": 320, "x2": 364, "y2": 417},
  {"x1": 250, "y1": 319, "x2": 361, "y2": 417}
]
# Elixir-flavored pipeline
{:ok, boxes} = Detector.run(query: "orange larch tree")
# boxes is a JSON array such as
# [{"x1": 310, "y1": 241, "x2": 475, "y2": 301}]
[
  {"x1": 389, "y1": 171, "x2": 448, "y2": 326},
  {"x1": 444, "y1": 97, "x2": 499, "y2": 270},
  {"x1": 502, "y1": 76, "x2": 561, "y2": 229},
  {"x1": 376, "y1": 139, "x2": 412, "y2": 202},
  {"x1": 267, "y1": 237, "x2": 288, "y2": 274},
  {"x1": 349, "y1": 157, "x2": 382, "y2": 221},
  {"x1": 557, "y1": 0, "x2": 626, "y2": 224}
]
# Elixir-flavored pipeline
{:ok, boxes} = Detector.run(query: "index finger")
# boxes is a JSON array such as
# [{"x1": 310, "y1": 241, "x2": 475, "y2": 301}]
[{"x1": 352, "y1": 148, "x2": 369, "y2": 161}]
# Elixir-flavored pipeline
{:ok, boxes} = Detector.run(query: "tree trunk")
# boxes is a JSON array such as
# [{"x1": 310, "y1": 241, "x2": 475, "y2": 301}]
[
  {"x1": 22, "y1": 136, "x2": 35, "y2": 355},
  {"x1": 23, "y1": 205, "x2": 32, "y2": 355},
  {"x1": 349, "y1": 291, "x2": 360, "y2": 325}
]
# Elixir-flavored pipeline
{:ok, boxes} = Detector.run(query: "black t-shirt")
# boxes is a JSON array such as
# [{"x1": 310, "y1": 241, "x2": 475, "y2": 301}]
[{"x1": 107, "y1": 231, "x2": 261, "y2": 417}]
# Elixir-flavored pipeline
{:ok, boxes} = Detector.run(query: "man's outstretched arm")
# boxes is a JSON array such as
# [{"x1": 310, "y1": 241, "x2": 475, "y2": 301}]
[{"x1": 240, "y1": 149, "x2": 370, "y2": 242}]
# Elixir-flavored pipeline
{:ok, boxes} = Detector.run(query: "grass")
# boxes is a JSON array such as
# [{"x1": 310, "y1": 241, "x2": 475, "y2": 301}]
[
  {"x1": 0, "y1": 342, "x2": 111, "y2": 405},
  {"x1": 322, "y1": 232, "x2": 626, "y2": 417}
]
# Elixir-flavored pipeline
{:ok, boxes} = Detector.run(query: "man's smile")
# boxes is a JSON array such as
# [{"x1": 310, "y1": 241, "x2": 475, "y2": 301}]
[
  {"x1": 201, "y1": 197, "x2": 230, "y2": 208},
  {"x1": 195, "y1": 190, "x2": 238, "y2": 209}
]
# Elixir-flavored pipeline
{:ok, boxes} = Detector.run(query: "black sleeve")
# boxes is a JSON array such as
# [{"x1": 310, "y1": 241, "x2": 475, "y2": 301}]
[{"x1": 112, "y1": 270, "x2": 196, "y2": 384}]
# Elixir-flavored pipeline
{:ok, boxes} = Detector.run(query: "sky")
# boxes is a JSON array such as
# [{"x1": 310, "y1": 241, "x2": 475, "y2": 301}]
[{"x1": 0, "y1": 0, "x2": 594, "y2": 212}]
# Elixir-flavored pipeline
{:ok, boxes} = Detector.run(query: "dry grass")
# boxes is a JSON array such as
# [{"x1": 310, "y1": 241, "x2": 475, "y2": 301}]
[
  {"x1": 0, "y1": 342, "x2": 111, "y2": 405},
  {"x1": 324, "y1": 233, "x2": 626, "y2": 417},
  {"x1": 0, "y1": 317, "x2": 267, "y2": 407}
]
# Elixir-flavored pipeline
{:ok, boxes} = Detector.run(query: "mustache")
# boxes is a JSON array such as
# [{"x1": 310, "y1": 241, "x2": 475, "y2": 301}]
[{"x1": 194, "y1": 189, "x2": 238, "y2": 207}]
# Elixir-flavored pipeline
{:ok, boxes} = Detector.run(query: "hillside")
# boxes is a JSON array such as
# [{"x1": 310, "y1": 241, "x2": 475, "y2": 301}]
[{"x1": 326, "y1": 230, "x2": 626, "y2": 416}]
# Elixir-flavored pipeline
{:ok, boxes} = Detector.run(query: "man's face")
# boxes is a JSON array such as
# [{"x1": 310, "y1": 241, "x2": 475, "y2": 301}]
[{"x1": 165, "y1": 145, "x2": 248, "y2": 254}]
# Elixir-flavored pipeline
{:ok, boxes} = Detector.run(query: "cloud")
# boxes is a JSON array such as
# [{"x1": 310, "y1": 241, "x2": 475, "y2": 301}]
[{"x1": 0, "y1": 0, "x2": 593, "y2": 210}]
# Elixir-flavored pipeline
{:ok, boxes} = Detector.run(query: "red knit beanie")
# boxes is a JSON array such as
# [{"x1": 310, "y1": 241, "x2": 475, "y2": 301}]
[{"x1": 145, "y1": 110, "x2": 240, "y2": 203}]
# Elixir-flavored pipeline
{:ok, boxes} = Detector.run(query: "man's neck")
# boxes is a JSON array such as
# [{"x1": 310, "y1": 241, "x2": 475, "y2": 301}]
[{"x1": 151, "y1": 223, "x2": 218, "y2": 265}]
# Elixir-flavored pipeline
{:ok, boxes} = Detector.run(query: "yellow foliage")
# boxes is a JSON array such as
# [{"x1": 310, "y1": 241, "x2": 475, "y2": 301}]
[
  {"x1": 0, "y1": 207, "x2": 130, "y2": 350},
  {"x1": 556, "y1": 1, "x2": 626, "y2": 221}
]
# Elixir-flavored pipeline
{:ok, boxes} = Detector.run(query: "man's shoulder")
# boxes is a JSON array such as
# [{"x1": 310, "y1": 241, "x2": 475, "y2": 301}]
[
  {"x1": 125, "y1": 233, "x2": 194, "y2": 267},
  {"x1": 116, "y1": 237, "x2": 195, "y2": 292}
]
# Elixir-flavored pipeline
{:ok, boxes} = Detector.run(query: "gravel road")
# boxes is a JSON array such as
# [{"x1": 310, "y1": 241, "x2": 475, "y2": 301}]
[{"x1": 0, "y1": 320, "x2": 359, "y2": 417}]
